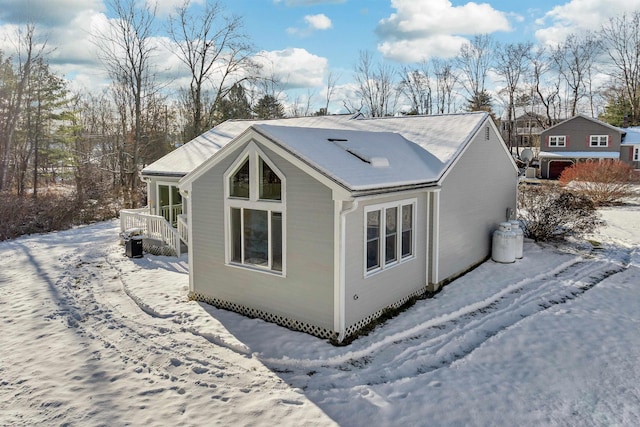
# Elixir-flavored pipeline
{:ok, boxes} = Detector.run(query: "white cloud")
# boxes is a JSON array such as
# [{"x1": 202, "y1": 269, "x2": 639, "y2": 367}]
[
  {"x1": 0, "y1": 0, "x2": 104, "y2": 27},
  {"x1": 534, "y1": 0, "x2": 640, "y2": 46},
  {"x1": 254, "y1": 47, "x2": 328, "y2": 89},
  {"x1": 378, "y1": 34, "x2": 470, "y2": 63},
  {"x1": 375, "y1": 0, "x2": 511, "y2": 62},
  {"x1": 288, "y1": 13, "x2": 332, "y2": 36},
  {"x1": 304, "y1": 14, "x2": 332, "y2": 30}
]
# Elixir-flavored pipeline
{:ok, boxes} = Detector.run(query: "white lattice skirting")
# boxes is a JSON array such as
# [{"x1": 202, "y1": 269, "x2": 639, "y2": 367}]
[
  {"x1": 341, "y1": 287, "x2": 426, "y2": 339},
  {"x1": 189, "y1": 286, "x2": 427, "y2": 343}
]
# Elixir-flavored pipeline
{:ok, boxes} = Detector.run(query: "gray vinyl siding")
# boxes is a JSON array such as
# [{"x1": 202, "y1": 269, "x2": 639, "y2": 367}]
[
  {"x1": 620, "y1": 145, "x2": 640, "y2": 169},
  {"x1": 437, "y1": 125, "x2": 518, "y2": 283},
  {"x1": 190, "y1": 140, "x2": 336, "y2": 330},
  {"x1": 342, "y1": 193, "x2": 428, "y2": 328},
  {"x1": 540, "y1": 116, "x2": 622, "y2": 153}
]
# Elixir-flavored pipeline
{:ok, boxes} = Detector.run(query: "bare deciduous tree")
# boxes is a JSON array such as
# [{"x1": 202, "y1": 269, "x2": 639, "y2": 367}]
[
  {"x1": 456, "y1": 34, "x2": 494, "y2": 107},
  {"x1": 94, "y1": 0, "x2": 158, "y2": 207},
  {"x1": 400, "y1": 61, "x2": 432, "y2": 115},
  {"x1": 528, "y1": 47, "x2": 562, "y2": 127},
  {"x1": 553, "y1": 33, "x2": 601, "y2": 117},
  {"x1": 323, "y1": 71, "x2": 340, "y2": 115},
  {"x1": 168, "y1": 0, "x2": 257, "y2": 139},
  {"x1": 353, "y1": 51, "x2": 398, "y2": 117},
  {"x1": 0, "y1": 24, "x2": 43, "y2": 192},
  {"x1": 495, "y1": 41, "x2": 532, "y2": 152},
  {"x1": 600, "y1": 11, "x2": 640, "y2": 125},
  {"x1": 432, "y1": 58, "x2": 458, "y2": 114}
]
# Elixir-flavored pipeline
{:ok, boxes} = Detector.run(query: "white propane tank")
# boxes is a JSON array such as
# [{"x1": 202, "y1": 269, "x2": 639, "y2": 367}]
[
  {"x1": 492, "y1": 222, "x2": 516, "y2": 263},
  {"x1": 509, "y1": 220, "x2": 524, "y2": 259}
]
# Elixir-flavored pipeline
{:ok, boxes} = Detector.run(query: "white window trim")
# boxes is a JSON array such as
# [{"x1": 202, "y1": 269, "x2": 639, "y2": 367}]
[
  {"x1": 549, "y1": 135, "x2": 566, "y2": 147},
  {"x1": 156, "y1": 181, "x2": 183, "y2": 225},
  {"x1": 590, "y1": 135, "x2": 609, "y2": 147},
  {"x1": 634, "y1": 146, "x2": 639, "y2": 161},
  {"x1": 223, "y1": 142, "x2": 286, "y2": 276},
  {"x1": 364, "y1": 198, "x2": 417, "y2": 277}
]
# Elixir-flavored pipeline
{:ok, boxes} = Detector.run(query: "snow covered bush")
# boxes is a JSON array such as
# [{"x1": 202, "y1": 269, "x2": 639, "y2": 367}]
[
  {"x1": 517, "y1": 183, "x2": 599, "y2": 242},
  {"x1": 559, "y1": 160, "x2": 638, "y2": 206}
]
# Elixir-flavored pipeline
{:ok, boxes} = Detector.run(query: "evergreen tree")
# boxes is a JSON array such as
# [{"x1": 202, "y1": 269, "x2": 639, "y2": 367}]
[
  {"x1": 466, "y1": 89, "x2": 494, "y2": 113},
  {"x1": 253, "y1": 95, "x2": 284, "y2": 119},
  {"x1": 217, "y1": 83, "x2": 252, "y2": 122}
]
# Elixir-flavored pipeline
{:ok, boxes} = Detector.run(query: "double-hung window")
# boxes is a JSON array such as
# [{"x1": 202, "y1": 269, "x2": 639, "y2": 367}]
[
  {"x1": 225, "y1": 144, "x2": 285, "y2": 274},
  {"x1": 590, "y1": 135, "x2": 609, "y2": 147},
  {"x1": 549, "y1": 136, "x2": 566, "y2": 147},
  {"x1": 365, "y1": 199, "x2": 416, "y2": 275},
  {"x1": 634, "y1": 146, "x2": 639, "y2": 162}
]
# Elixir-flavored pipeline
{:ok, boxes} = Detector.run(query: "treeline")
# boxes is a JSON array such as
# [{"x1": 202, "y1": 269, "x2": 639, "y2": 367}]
[
  {"x1": 1, "y1": 1, "x2": 640, "y2": 239},
  {"x1": 349, "y1": 12, "x2": 640, "y2": 153}
]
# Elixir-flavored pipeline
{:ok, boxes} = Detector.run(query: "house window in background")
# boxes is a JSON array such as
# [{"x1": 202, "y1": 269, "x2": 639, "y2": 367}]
[
  {"x1": 549, "y1": 136, "x2": 566, "y2": 147},
  {"x1": 590, "y1": 135, "x2": 609, "y2": 147}
]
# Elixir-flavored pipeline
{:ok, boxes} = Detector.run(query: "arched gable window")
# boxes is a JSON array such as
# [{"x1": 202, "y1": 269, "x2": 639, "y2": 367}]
[{"x1": 224, "y1": 143, "x2": 285, "y2": 274}]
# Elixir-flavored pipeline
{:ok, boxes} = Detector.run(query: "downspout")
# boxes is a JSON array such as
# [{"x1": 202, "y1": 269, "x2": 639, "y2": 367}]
[
  {"x1": 335, "y1": 198, "x2": 359, "y2": 343},
  {"x1": 180, "y1": 186, "x2": 194, "y2": 293},
  {"x1": 429, "y1": 190, "x2": 441, "y2": 290}
]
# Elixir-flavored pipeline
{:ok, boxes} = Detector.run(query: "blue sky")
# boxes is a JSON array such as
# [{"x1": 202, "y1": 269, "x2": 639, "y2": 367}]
[{"x1": 2, "y1": 0, "x2": 640, "y2": 113}]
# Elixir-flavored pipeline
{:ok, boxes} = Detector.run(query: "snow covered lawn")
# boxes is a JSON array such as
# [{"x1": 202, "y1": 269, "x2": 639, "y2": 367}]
[{"x1": 1, "y1": 204, "x2": 639, "y2": 426}]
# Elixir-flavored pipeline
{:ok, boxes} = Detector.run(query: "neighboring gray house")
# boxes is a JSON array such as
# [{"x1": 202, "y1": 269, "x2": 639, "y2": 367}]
[
  {"x1": 538, "y1": 114, "x2": 626, "y2": 179},
  {"x1": 179, "y1": 112, "x2": 518, "y2": 342},
  {"x1": 620, "y1": 127, "x2": 640, "y2": 170}
]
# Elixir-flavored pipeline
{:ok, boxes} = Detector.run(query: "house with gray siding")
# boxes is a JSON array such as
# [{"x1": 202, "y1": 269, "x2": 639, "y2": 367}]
[
  {"x1": 538, "y1": 114, "x2": 630, "y2": 179},
  {"x1": 620, "y1": 127, "x2": 640, "y2": 170},
  {"x1": 179, "y1": 112, "x2": 518, "y2": 342}
]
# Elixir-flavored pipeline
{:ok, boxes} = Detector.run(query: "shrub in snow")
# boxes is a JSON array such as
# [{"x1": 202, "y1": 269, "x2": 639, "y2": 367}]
[
  {"x1": 517, "y1": 183, "x2": 599, "y2": 242},
  {"x1": 0, "y1": 190, "x2": 119, "y2": 241},
  {"x1": 559, "y1": 160, "x2": 638, "y2": 206}
]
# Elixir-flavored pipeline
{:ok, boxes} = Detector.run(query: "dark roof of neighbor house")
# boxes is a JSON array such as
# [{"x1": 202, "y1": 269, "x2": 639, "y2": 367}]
[{"x1": 541, "y1": 113, "x2": 624, "y2": 135}]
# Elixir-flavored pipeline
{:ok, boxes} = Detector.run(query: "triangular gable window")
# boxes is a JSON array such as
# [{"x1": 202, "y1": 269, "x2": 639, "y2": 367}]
[
  {"x1": 225, "y1": 143, "x2": 285, "y2": 274},
  {"x1": 259, "y1": 157, "x2": 281, "y2": 200},
  {"x1": 230, "y1": 158, "x2": 250, "y2": 198}
]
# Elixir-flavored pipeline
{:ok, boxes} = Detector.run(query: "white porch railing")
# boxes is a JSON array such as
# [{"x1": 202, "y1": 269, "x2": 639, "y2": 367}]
[
  {"x1": 159, "y1": 204, "x2": 183, "y2": 226},
  {"x1": 120, "y1": 207, "x2": 185, "y2": 257},
  {"x1": 177, "y1": 214, "x2": 188, "y2": 245}
]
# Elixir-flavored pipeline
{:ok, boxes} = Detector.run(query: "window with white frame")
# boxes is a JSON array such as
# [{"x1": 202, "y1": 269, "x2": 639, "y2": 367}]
[
  {"x1": 634, "y1": 146, "x2": 639, "y2": 161},
  {"x1": 365, "y1": 199, "x2": 416, "y2": 275},
  {"x1": 548, "y1": 135, "x2": 566, "y2": 147},
  {"x1": 590, "y1": 135, "x2": 609, "y2": 147},
  {"x1": 225, "y1": 145, "x2": 284, "y2": 273}
]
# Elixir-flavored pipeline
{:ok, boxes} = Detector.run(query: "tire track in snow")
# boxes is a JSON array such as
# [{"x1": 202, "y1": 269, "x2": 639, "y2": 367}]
[
  {"x1": 267, "y1": 246, "x2": 631, "y2": 390},
  {"x1": 52, "y1": 246, "x2": 291, "y2": 404}
]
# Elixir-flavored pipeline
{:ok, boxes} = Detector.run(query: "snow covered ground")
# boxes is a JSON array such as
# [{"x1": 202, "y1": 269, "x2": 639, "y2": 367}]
[{"x1": 1, "y1": 203, "x2": 639, "y2": 426}]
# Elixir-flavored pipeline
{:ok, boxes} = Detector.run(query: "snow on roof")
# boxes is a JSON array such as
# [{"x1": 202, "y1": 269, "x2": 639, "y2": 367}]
[
  {"x1": 340, "y1": 113, "x2": 486, "y2": 165},
  {"x1": 142, "y1": 115, "x2": 358, "y2": 176},
  {"x1": 253, "y1": 125, "x2": 445, "y2": 191},
  {"x1": 622, "y1": 127, "x2": 640, "y2": 144},
  {"x1": 539, "y1": 151, "x2": 620, "y2": 159},
  {"x1": 145, "y1": 112, "x2": 489, "y2": 186}
]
